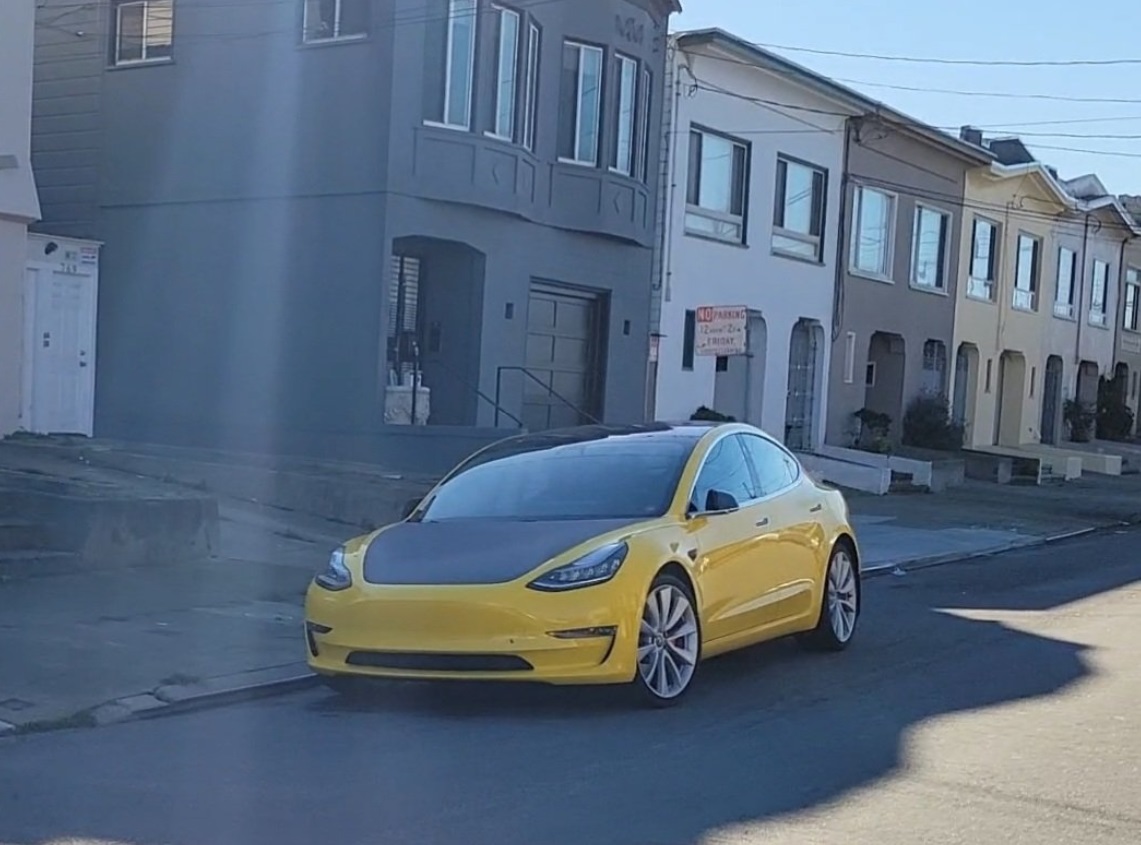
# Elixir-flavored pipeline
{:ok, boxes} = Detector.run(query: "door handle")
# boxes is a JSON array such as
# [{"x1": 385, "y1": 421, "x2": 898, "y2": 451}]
[
  {"x1": 809, "y1": 503, "x2": 823, "y2": 513},
  {"x1": 755, "y1": 517, "x2": 769, "y2": 527}
]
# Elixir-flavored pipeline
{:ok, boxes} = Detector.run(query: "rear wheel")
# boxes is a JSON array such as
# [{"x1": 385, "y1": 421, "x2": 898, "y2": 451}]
[
  {"x1": 632, "y1": 572, "x2": 702, "y2": 707},
  {"x1": 804, "y1": 542, "x2": 860, "y2": 651}
]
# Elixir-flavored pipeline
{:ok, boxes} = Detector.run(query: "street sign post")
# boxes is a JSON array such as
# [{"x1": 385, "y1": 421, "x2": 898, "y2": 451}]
[{"x1": 695, "y1": 306, "x2": 748, "y2": 356}]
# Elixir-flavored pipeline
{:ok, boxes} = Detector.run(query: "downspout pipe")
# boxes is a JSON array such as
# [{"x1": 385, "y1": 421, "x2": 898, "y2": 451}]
[
  {"x1": 1074, "y1": 212, "x2": 1091, "y2": 368},
  {"x1": 831, "y1": 118, "x2": 857, "y2": 344}
]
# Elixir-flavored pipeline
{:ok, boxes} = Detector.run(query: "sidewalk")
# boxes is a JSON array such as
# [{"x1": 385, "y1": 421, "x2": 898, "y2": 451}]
[{"x1": 2, "y1": 442, "x2": 1140, "y2": 736}]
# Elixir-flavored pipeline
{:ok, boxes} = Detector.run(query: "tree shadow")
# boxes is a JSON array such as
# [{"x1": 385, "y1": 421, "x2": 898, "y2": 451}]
[{"x1": 1, "y1": 534, "x2": 1138, "y2": 845}]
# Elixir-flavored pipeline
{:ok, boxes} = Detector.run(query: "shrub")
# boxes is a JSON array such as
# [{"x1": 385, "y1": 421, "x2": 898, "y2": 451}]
[
  {"x1": 853, "y1": 407, "x2": 893, "y2": 453},
  {"x1": 901, "y1": 394, "x2": 964, "y2": 451},
  {"x1": 1096, "y1": 375, "x2": 1135, "y2": 442},
  {"x1": 1063, "y1": 398, "x2": 1095, "y2": 442},
  {"x1": 691, "y1": 405, "x2": 736, "y2": 422}
]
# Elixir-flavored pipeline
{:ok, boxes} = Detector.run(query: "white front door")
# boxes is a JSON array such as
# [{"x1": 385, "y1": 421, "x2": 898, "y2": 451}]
[{"x1": 25, "y1": 267, "x2": 97, "y2": 435}]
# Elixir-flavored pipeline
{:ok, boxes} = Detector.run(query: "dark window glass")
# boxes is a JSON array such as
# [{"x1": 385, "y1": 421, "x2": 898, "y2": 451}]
[
  {"x1": 682, "y1": 310, "x2": 696, "y2": 370},
  {"x1": 739, "y1": 434, "x2": 797, "y2": 497},
  {"x1": 419, "y1": 436, "x2": 693, "y2": 521},
  {"x1": 691, "y1": 436, "x2": 755, "y2": 511}
]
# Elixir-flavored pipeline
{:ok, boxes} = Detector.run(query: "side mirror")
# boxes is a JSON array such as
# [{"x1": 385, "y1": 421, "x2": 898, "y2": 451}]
[
  {"x1": 401, "y1": 497, "x2": 421, "y2": 520},
  {"x1": 704, "y1": 489, "x2": 739, "y2": 513}
]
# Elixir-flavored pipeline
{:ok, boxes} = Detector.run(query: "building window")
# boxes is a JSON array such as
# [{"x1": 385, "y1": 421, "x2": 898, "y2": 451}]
[
  {"x1": 850, "y1": 186, "x2": 894, "y2": 278},
  {"x1": 843, "y1": 331, "x2": 856, "y2": 383},
  {"x1": 1054, "y1": 247, "x2": 1077, "y2": 319},
  {"x1": 302, "y1": 0, "x2": 368, "y2": 42},
  {"x1": 1013, "y1": 233, "x2": 1041, "y2": 311},
  {"x1": 685, "y1": 128, "x2": 749, "y2": 244},
  {"x1": 610, "y1": 54, "x2": 638, "y2": 175},
  {"x1": 558, "y1": 41, "x2": 603, "y2": 165},
  {"x1": 520, "y1": 22, "x2": 540, "y2": 151},
  {"x1": 910, "y1": 205, "x2": 949, "y2": 290},
  {"x1": 773, "y1": 156, "x2": 826, "y2": 261},
  {"x1": 682, "y1": 310, "x2": 696, "y2": 370},
  {"x1": 1125, "y1": 268, "x2": 1140, "y2": 332},
  {"x1": 489, "y1": 6, "x2": 520, "y2": 139},
  {"x1": 921, "y1": 339, "x2": 948, "y2": 395},
  {"x1": 968, "y1": 216, "x2": 999, "y2": 301},
  {"x1": 425, "y1": 0, "x2": 477, "y2": 129},
  {"x1": 1089, "y1": 260, "x2": 1109, "y2": 326},
  {"x1": 865, "y1": 362, "x2": 876, "y2": 387},
  {"x1": 113, "y1": 0, "x2": 173, "y2": 65},
  {"x1": 637, "y1": 68, "x2": 652, "y2": 183}
]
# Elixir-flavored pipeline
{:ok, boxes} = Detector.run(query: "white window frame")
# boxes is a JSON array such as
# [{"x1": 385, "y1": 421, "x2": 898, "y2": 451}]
[
  {"x1": 1054, "y1": 246, "x2": 1077, "y2": 319},
  {"x1": 486, "y1": 5, "x2": 521, "y2": 141},
  {"x1": 967, "y1": 215, "x2": 1000, "y2": 301},
  {"x1": 1125, "y1": 269, "x2": 1141, "y2": 333},
  {"x1": 609, "y1": 54, "x2": 638, "y2": 176},
  {"x1": 909, "y1": 204, "x2": 950, "y2": 291},
  {"x1": 302, "y1": 0, "x2": 368, "y2": 44},
  {"x1": 1013, "y1": 232, "x2": 1041, "y2": 312},
  {"x1": 559, "y1": 41, "x2": 604, "y2": 166},
  {"x1": 636, "y1": 67, "x2": 651, "y2": 183},
  {"x1": 425, "y1": 0, "x2": 478, "y2": 131},
  {"x1": 849, "y1": 184, "x2": 896, "y2": 281},
  {"x1": 772, "y1": 156, "x2": 827, "y2": 262},
  {"x1": 684, "y1": 127, "x2": 749, "y2": 245},
  {"x1": 113, "y1": 0, "x2": 174, "y2": 66},
  {"x1": 520, "y1": 21, "x2": 540, "y2": 151},
  {"x1": 1089, "y1": 260, "x2": 1110, "y2": 327}
]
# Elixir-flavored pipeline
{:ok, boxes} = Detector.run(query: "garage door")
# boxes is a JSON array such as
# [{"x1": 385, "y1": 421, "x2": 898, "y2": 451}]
[{"x1": 523, "y1": 285, "x2": 603, "y2": 431}]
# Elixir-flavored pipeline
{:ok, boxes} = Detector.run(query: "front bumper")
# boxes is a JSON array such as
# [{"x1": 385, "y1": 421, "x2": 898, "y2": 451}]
[{"x1": 304, "y1": 579, "x2": 642, "y2": 686}]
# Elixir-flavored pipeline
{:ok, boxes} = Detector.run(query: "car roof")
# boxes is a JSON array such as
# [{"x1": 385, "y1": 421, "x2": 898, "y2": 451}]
[{"x1": 496, "y1": 422, "x2": 725, "y2": 450}]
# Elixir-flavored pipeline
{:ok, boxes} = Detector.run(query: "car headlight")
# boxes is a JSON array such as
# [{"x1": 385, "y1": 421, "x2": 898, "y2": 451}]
[
  {"x1": 315, "y1": 547, "x2": 352, "y2": 591},
  {"x1": 527, "y1": 542, "x2": 629, "y2": 592}
]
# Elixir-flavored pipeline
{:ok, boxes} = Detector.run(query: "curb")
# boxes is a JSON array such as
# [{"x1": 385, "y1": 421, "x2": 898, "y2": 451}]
[{"x1": 863, "y1": 522, "x2": 1117, "y2": 578}]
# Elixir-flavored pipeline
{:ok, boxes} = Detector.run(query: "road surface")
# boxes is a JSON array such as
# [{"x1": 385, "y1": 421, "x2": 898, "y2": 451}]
[{"x1": 2, "y1": 527, "x2": 1140, "y2": 844}]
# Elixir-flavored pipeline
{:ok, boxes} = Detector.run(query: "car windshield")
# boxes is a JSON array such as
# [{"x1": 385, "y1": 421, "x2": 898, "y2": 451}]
[{"x1": 416, "y1": 436, "x2": 694, "y2": 521}]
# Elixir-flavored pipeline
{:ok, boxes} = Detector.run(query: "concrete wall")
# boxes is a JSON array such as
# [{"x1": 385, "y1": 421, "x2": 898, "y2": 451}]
[
  {"x1": 31, "y1": 0, "x2": 676, "y2": 463},
  {"x1": 826, "y1": 122, "x2": 979, "y2": 446},
  {"x1": 0, "y1": 0, "x2": 42, "y2": 436},
  {"x1": 953, "y1": 168, "x2": 1070, "y2": 447},
  {"x1": 654, "y1": 40, "x2": 845, "y2": 449}
]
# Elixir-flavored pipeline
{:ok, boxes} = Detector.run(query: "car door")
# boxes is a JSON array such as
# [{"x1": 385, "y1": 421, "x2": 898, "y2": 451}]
[
  {"x1": 685, "y1": 434, "x2": 781, "y2": 644},
  {"x1": 737, "y1": 433, "x2": 821, "y2": 628}
]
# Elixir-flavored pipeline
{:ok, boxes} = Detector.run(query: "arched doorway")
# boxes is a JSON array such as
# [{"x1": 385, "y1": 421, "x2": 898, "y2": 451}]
[
  {"x1": 995, "y1": 351, "x2": 1027, "y2": 447},
  {"x1": 1040, "y1": 355, "x2": 1064, "y2": 444},
  {"x1": 713, "y1": 312, "x2": 767, "y2": 426},
  {"x1": 952, "y1": 343, "x2": 979, "y2": 442},
  {"x1": 864, "y1": 331, "x2": 906, "y2": 444},
  {"x1": 784, "y1": 319, "x2": 823, "y2": 451}
]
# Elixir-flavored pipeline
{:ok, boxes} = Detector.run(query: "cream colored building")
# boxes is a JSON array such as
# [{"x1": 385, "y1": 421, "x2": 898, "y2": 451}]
[
  {"x1": 951, "y1": 161, "x2": 1076, "y2": 448},
  {"x1": 0, "y1": 0, "x2": 42, "y2": 435}
]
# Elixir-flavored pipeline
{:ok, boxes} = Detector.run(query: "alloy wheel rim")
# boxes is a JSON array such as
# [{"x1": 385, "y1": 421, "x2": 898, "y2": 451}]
[
  {"x1": 637, "y1": 584, "x2": 699, "y2": 699},
  {"x1": 827, "y1": 550, "x2": 858, "y2": 643}
]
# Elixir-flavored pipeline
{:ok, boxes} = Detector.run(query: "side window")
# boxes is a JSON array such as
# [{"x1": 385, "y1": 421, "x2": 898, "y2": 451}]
[
  {"x1": 739, "y1": 434, "x2": 798, "y2": 497},
  {"x1": 691, "y1": 436, "x2": 756, "y2": 511}
]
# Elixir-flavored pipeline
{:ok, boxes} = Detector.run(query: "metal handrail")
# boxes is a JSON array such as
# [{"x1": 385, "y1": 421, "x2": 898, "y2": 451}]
[
  {"x1": 414, "y1": 357, "x2": 524, "y2": 428},
  {"x1": 494, "y1": 366, "x2": 601, "y2": 427}
]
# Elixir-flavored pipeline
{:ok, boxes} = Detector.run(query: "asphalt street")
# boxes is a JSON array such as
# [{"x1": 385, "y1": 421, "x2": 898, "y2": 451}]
[{"x1": 2, "y1": 527, "x2": 1140, "y2": 845}]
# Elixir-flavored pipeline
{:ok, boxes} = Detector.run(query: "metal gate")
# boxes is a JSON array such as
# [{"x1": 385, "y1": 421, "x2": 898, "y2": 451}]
[
  {"x1": 1041, "y1": 356, "x2": 1063, "y2": 444},
  {"x1": 784, "y1": 320, "x2": 818, "y2": 451}
]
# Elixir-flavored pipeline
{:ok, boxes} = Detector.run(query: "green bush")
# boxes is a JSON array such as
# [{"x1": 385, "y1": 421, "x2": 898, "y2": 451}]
[
  {"x1": 853, "y1": 407, "x2": 893, "y2": 453},
  {"x1": 901, "y1": 394, "x2": 963, "y2": 451},
  {"x1": 1096, "y1": 375, "x2": 1134, "y2": 441},
  {"x1": 690, "y1": 405, "x2": 736, "y2": 422},
  {"x1": 1063, "y1": 398, "x2": 1095, "y2": 442}
]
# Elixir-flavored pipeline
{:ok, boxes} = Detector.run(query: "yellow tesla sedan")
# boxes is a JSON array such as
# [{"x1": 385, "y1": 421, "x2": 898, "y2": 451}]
[{"x1": 304, "y1": 422, "x2": 860, "y2": 706}]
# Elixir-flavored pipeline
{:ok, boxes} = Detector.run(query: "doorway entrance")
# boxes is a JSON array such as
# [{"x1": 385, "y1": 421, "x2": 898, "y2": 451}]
[
  {"x1": 712, "y1": 312, "x2": 767, "y2": 426},
  {"x1": 1040, "y1": 355, "x2": 1064, "y2": 444},
  {"x1": 784, "y1": 319, "x2": 823, "y2": 451},
  {"x1": 22, "y1": 266, "x2": 97, "y2": 436}
]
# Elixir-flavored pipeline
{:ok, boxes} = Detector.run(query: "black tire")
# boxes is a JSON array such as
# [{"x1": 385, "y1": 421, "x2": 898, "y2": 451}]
[
  {"x1": 802, "y1": 540, "x2": 861, "y2": 652},
  {"x1": 631, "y1": 571, "x2": 703, "y2": 708}
]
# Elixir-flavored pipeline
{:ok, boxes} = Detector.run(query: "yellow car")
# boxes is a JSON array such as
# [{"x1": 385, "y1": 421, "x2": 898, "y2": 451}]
[{"x1": 304, "y1": 422, "x2": 861, "y2": 706}]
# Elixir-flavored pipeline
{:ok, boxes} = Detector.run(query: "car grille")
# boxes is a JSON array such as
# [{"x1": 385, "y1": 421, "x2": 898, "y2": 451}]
[{"x1": 344, "y1": 651, "x2": 534, "y2": 673}]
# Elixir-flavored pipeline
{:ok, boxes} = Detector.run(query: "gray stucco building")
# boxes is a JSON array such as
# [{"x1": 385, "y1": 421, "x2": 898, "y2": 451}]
[
  {"x1": 825, "y1": 119, "x2": 992, "y2": 448},
  {"x1": 31, "y1": 0, "x2": 678, "y2": 471}
]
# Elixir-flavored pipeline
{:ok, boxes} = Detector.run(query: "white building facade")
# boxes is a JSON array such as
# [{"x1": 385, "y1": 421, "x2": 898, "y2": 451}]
[
  {"x1": 0, "y1": 0, "x2": 42, "y2": 435},
  {"x1": 653, "y1": 29, "x2": 857, "y2": 451}
]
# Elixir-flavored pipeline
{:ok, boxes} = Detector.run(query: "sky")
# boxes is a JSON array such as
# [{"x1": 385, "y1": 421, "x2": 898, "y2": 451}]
[{"x1": 672, "y1": 0, "x2": 1141, "y2": 195}]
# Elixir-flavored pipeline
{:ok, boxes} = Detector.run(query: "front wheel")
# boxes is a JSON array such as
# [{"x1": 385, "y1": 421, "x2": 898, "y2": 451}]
[
  {"x1": 803, "y1": 542, "x2": 860, "y2": 651},
  {"x1": 632, "y1": 572, "x2": 702, "y2": 707}
]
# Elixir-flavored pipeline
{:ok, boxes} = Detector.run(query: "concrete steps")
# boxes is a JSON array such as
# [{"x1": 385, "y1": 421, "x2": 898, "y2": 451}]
[{"x1": 0, "y1": 517, "x2": 79, "y2": 579}]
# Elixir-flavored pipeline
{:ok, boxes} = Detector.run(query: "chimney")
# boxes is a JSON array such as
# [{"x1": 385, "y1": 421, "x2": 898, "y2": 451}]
[{"x1": 960, "y1": 125, "x2": 984, "y2": 146}]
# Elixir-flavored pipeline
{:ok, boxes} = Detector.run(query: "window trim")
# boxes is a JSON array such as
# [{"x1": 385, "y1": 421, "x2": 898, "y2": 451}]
[
  {"x1": 1012, "y1": 231, "x2": 1041, "y2": 312},
  {"x1": 909, "y1": 203, "x2": 951, "y2": 293},
  {"x1": 301, "y1": 0, "x2": 368, "y2": 44},
  {"x1": 609, "y1": 53, "x2": 638, "y2": 176},
  {"x1": 520, "y1": 20, "x2": 540, "y2": 152},
  {"x1": 772, "y1": 154, "x2": 828, "y2": 263},
  {"x1": 636, "y1": 67, "x2": 651, "y2": 183},
  {"x1": 1088, "y1": 259, "x2": 1110, "y2": 327},
  {"x1": 485, "y1": 4, "x2": 521, "y2": 141},
  {"x1": 557, "y1": 40, "x2": 605, "y2": 167},
  {"x1": 967, "y1": 215, "x2": 1001, "y2": 302},
  {"x1": 684, "y1": 125, "x2": 750, "y2": 245},
  {"x1": 848, "y1": 183, "x2": 897, "y2": 282},
  {"x1": 1053, "y1": 246, "x2": 1077, "y2": 320},
  {"x1": 684, "y1": 430, "x2": 801, "y2": 516},
  {"x1": 424, "y1": 0, "x2": 479, "y2": 131},
  {"x1": 1124, "y1": 271, "x2": 1141, "y2": 333},
  {"x1": 112, "y1": 0, "x2": 174, "y2": 66}
]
